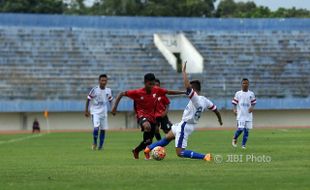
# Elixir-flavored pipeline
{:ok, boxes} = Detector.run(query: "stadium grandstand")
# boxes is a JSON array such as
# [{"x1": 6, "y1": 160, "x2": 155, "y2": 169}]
[{"x1": 0, "y1": 13, "x2": 309, "y2": 130}]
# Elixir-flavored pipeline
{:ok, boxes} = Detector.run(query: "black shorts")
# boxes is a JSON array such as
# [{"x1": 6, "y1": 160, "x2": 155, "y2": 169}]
[
  {"x1": 156, "y1": 115, "x2": 172, "y2": 133},
  {"x1": 32, "y1": 127, "x2": 40, "y2": 131},
  {"x1": 137, "y1": 117, "x2": 157, "y2": 132}
]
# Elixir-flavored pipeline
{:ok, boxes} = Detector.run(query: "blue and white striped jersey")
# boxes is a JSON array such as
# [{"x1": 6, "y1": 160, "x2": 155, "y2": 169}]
[
  {"x1": 182, "y1": 88, "x2": 217, "y2": 124},
  {"x1": 88, "y1": 86, "x2": 113, "y2": 116},
  {"x1": 232, "y1": 90, "x2": 256, "y2": 122}
]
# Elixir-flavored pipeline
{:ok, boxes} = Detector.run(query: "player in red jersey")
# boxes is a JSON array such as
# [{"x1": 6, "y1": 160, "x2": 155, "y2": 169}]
[
  {"x1": 154, "y1": 78, "x2": 173, "y2": 141},
  {"x1": 111, "y1": 73, "x2": 185, "y2": 159}
]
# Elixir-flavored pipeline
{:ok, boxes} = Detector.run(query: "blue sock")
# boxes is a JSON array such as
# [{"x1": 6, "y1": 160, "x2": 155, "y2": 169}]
[
  {"x1": 242, "y1": 128, "x2": 249, "y2": 146},
  {"x1": 234, "y1": 128, "x2": 243, "y2": 139},
  {"x1": 93, "y1": 127, "x2": 99, "y2": 145},
  {"x1": 99, "y1": 130, "x2": 105, "y2": 149},
  {"x1": 180, "y1": 150, "x2": 205, "y2": 159},
  {"x1": 149, "y1": 137, "x2": 170, "y2": 150}
]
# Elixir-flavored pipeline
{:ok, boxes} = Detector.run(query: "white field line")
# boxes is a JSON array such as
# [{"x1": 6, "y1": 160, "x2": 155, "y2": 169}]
[{"x1": 0, "y1": 133, "x2": 46, "y2": 145}]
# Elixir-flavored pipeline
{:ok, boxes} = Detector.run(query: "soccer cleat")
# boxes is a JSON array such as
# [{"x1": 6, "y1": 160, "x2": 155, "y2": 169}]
[
  {"x1": 232, "y1": 139, "x2": 237, "y2": 148},
  {"x1": 204, "y1": 153, "x2": 212, "y2": 161},
  {"x1": 242, "y1": 145, "x2": 246, "y2": 149},
  {"x1": 92, "y1": 144, "x2": 97, "y2": 150},
  {"x1": 98, "y1": 147, "x2": 103, "y2": 151},
  {"x1": 144, "y1": 147, "x2": 151, "y2": 160},
  {"x1": 132, "y1": 149, "x2": 139, "y2": 159},
  {"x1": 144, "y1": 147, "x2": 151, "y2": 153}
]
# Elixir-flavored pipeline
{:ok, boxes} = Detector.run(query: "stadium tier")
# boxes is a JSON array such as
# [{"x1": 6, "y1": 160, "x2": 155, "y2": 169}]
[{"x1": 0, "y1": 14, "x2": 309, "y2": 112}]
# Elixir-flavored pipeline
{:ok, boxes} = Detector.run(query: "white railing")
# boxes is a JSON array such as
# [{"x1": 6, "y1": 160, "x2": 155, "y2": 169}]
[
  {"x1": 153, "y1": 34, "x2": 177, "y2": 70},
  {"x1": 154, "y1": 33, "x2": 203, "y2": 73}
]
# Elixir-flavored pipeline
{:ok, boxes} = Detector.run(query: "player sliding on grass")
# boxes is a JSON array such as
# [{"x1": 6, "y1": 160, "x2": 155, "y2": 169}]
[
  {"x1": 144, "y1": 62, "x2": 223, "y2": 161},
  {"x1": 111, "y1": 73, "x2": 185, "y2": 159}
]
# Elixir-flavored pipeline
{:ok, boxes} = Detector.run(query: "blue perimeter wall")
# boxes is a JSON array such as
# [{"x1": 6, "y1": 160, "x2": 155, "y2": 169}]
[
  {"x1": 0, "y1": 13, "x2": 310, "y2": 112},
  {"x1": 1, "y1": 13, "x2": 310, "y2": 31},
  {"x1": 0, "y1": 98, "x2": 310, "y2": 112}
]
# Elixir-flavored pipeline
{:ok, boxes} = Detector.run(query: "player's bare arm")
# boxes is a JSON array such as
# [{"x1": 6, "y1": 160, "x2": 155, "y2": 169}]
[
  {"x1": 248, "y1": 105, "x2": 255, "y2": 113},
  {"x1": 111, "y1": 91, "x2": 126, "y2": 115},
  {"x1": 109, "y1": 98, "x2": 115, "y2": 108},
  {"x1": 85, "y1": 99, "x2": 90, "y2": 117},
  {"x1": 233, "y1": 104, "x2": 237, "y2": 116},
  {"x1": 213, "y1": 109, "x2": 223, "y2": 126},
  {"x1": 108, "y1": 93, "x2": 115, "y2": 108},
  {"x1": 182, "y1": 61, "x2": 191, "y2": 90},
  {"x1": 166, "y1": 90, "x2": 186, "y2": 95}
]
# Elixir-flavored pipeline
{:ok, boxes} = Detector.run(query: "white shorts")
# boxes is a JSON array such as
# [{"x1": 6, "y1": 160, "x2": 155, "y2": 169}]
[
  {"x1": 237, "y1": 121, "x2": 252, "y2": 129},
  {"x1": 171, "y1": 122, "x2": 194, "y2": 149},
  {"x1": 91, "y1": 114, "x2": 108, "y2": 130}
]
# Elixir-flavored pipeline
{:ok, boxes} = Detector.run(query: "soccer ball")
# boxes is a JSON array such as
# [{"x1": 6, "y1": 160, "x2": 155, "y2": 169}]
[{"x1": 151, "y1": 146, "x2": 166, "y2": 161}]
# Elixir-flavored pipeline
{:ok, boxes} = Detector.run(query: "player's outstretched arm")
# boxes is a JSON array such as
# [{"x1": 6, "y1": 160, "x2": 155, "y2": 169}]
[
  {"x1": 111, "y1": 92, "x2": 125, "y2": 115},
  {"x1": 213, "y1": 109, "x2": 223, "y2": 126},
  {"x1": 166, "y1": 90, "x2": 186, "y2": 95},
  {"x1": 182, "y1": 61, "x2": 191, "y2": 91}
]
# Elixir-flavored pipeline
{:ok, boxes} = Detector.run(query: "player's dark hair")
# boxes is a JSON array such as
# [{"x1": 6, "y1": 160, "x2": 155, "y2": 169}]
[
  {"x1": 190, "y1": 80, "x2": 201, "y2": 92},
  {"x1": 242, "y1": 78, "x2": 249, "y2": 83},
  {"x1": 155, "y1": 78, "x2": 160, "y2": 84},
  {"x1": 144, "y1": 73, "x2": 156, "y2": 82},
  {"x1": 99, "y1": 74, "x2": 107, "y2": 80}
]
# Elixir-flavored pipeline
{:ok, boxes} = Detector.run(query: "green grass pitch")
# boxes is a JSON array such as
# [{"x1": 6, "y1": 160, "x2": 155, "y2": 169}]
[{"x1": 0, "y1": 128, "x2": 309, "y2": 190}]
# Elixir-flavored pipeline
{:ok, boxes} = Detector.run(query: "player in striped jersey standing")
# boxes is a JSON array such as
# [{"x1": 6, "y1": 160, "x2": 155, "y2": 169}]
[
  {"x1": 232, "y1": 78, "x2": 256, "y2": 149},
  {"x1": 85, "y1": 74, "x2": 114, "y2": 150}
]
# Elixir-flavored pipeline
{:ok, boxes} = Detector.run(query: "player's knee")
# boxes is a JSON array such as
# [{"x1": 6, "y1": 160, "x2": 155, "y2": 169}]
[
  {"x1": 165, "y1": 131, "x2": 175, "y2": 140},
  {"x1": 163, "y1": 128, "x2": 170, "y2": 134},
  {"x1": 143, "y1": 124, "x2": 151, "y2": 132},
  {"x1": 144, "y1": 126, "x2": 151, "y2": 132},
  {"x1": 144, "y1": 139, "x2": 152, "y2": 145}
]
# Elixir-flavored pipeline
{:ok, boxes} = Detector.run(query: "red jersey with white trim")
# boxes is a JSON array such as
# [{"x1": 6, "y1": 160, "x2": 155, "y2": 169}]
[
  {"x1": 125, "y1": 86, "x2": 168, "y2": 123},
  {"x1": 182, "y1": 88, "x2": 217, "y2": 124},
  {"x1": 232, "y1": 90, "x2": 256, "y2": 122},
  {"x1": 155, "y1": 95, "x2": 170, "y2": 118}
]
